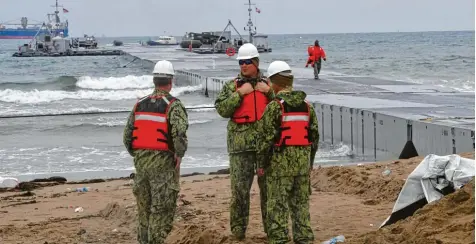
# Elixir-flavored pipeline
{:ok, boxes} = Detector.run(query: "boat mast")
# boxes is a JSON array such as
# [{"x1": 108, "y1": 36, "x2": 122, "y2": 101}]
[
  {"x1": 245, "y1": 0, "x2": 257, "y2": 44},
  {"x1": 50, "y1": 0, "x2": 61, "y2": 29}
]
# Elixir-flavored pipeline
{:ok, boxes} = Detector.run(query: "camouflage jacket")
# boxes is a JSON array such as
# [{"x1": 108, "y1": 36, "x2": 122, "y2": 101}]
[
  {"x1": 214, "y1": 72, "x2": 275, "y2": 154},
  {"x1": 256, "y1": 90, "x2": 319, "y2": 177},
  {"x1": 123, "y1": 89, "x2": 189, "y2": 170}
]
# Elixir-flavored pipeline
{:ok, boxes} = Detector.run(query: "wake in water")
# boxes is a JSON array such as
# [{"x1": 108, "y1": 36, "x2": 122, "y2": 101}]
[
  {"x1": 59, "y1": 118, "x2": 214, "y2": 129},
  {"x1": 76, "y1": 75, "x2": 154, "y2": 90},
  {"x1": 0, "y1": 142, "x2": 355, "y2": 177},
  {"x1": 0, "y1": 86, "x2": 202, "y2": 104},
  {"x1": 0, "y1": 75, "x2": 202, "y2": 104}
]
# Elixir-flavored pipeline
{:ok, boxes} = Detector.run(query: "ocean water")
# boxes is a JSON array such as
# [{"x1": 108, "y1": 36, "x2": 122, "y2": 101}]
[{"x1": 0, "y1": 31, "x2": 474, "y2": 180}]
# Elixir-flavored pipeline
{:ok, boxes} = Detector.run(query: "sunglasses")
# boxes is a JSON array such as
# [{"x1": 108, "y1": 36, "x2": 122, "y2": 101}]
[{"x1": 238, "y1": 59, "x2": 253, "y2": 65}]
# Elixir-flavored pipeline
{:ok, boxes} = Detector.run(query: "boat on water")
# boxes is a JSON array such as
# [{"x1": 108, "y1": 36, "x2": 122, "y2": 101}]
[
  {"x1": 113, "y1": 40, "x2": 123, "y2": 46},
  {"x1": 253, "y1": 34, "x2": 272, "y2": 53},
  {"x1": 180, "y1": 0, "x2": 272, "y2": 54},
  {"x1": 0, "y1": 0, "x2": 69, "y2": 39},
  {"x1": 179, "y1": 31, "x2": 229, "y2": 49},
  {"x1": 71, "y1": 35, "x2": 98, "y2": 49},
  {"x1": 146, "y1": 36, "x2": 178, "y2": 46}
]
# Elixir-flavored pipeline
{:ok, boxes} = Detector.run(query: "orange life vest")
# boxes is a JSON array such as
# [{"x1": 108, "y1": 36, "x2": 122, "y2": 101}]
[
  {"x1": 311, "y1": 46, "x2": 326, "y2": 62},
  {"x1": 132, "y1": 94, "x2": 177, "y2": 151},
  {"x1": 307, "y1": 45, "x2": 314, "y2": 56},
  {"x1": 274, "y1": 99, "x2": 312, "y2": 148},
  {"x1": 231, "y1": 78, "x2": 270, "y2": 124}
]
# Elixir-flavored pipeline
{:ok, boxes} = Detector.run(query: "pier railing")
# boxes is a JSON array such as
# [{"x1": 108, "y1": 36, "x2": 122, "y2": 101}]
[{"x1": 176, "y1": 70, "x2": 226, "y2": 100}]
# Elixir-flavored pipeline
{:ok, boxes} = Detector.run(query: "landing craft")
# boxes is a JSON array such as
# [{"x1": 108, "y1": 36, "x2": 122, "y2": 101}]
[{"x1": 179, "y1": 0, "x2": 272, "y2": 54}]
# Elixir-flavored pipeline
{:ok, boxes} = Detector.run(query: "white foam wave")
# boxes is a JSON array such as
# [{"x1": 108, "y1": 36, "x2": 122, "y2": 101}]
[
  {"x1": 76, "y1": 119, "x2": 212, "y2": 127},
  {"x1": 186, "y1": 103, "x2": 216, "y2": 112},
  {"x1": 0, "y1": 107, "x2": 118, "y2": 116},
  {"x1": 0, "y1": 85, "x2": 202, "y2": 104},
  {"x1": 393, "y1": 77, "x2": 475, "y2": 92},
  {"x1": 76, "y1": 75, "x2": 154, "y2": 90},
  {"x1": 316, "y1": 142, "x2": 353, "y2": 158}
]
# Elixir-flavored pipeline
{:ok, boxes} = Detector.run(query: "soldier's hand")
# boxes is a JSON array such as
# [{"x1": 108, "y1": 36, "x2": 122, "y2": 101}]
[
  {"x1": 237, "y1": 82, "x2": 253, "y2": 97},
  {"x1": 257, "y1": 168, "x2": 264, "y2": 176},
  {"x1": 174, "y1": 155, "x2": 181, "y2": 169},
  {"x1": 255, "y1": 81, "x2": 270, "y2": 93}
]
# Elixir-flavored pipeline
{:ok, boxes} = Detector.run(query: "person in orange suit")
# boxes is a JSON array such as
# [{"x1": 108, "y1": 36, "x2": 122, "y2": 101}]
[{"x1": 305, "y1": 40, "x2": 326, "y2": 79}]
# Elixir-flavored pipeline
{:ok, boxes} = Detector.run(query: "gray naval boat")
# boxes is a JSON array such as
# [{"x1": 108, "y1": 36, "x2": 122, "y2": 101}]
[{"x1": 179, "y1": 0, "x2": 272, "y2": 54}]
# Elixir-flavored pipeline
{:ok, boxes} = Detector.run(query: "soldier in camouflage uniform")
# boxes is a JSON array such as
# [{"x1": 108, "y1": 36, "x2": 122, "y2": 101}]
[
  {"x1": 214, "y1": 43, "x2": 274, "y2": 240},
  {"x1": 256, "y1": 61, "x2": 319, "y2": 244},
  {"x1": 123, "y1": 60, "x2": 189, "y2": 244}
]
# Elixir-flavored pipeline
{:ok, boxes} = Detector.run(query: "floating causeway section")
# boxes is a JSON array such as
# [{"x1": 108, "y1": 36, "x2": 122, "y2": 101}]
[
  {"x1": 12, "y1": 49, "x2": 124, "y2": 57},
  {"x1": 116, "y1": 45, "x2": 475, "y2": 160}
]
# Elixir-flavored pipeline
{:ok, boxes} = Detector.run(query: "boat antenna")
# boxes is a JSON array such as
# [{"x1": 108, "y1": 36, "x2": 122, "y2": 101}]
[
  {"x1": 50, "y1": 0, "x2": 62, "y2": 28},
  {"x1": 245, "y1": 0, "x2": 256, "y2": 44}
]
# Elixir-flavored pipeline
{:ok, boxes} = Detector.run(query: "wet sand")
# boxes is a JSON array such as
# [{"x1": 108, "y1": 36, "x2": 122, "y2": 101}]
[{"x1": 0, "y1": 152, "x2": 474, "y2": 244}]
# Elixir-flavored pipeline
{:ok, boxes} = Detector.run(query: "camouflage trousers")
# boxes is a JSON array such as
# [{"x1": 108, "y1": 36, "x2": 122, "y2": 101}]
[
  {"x1": 266, "y1": 175, "x2": 314, "y2": 244},
  {"x1": 132, "y1": 160, "x2": 180, "y2": 244},
  {"x1": 229, "y1": 152, "x2": 268, "y2": 237},
  {"x1": 313, "y1": 60, "x2": 321, "y2": 79}
]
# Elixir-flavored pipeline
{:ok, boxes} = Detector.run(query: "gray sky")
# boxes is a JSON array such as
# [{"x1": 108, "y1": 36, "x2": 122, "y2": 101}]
[{"x1": 1, "y1": 0, "x2": 474, "y2": 37}]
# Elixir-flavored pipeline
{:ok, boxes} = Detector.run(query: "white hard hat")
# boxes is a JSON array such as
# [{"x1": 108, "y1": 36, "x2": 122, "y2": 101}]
[
  {"x1": 153, "y1": 60, "x2": 175, "y2": 77},
  {"x1": 236, "y1": 43, "x2": 259, "y2": 60},
  {"x1": 267, "y1": 61, "x2": 292, "y2": 78}
]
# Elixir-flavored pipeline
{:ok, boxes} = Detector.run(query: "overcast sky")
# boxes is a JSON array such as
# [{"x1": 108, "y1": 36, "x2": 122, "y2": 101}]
[{"x1": 1, "y1": 0, "x2": 474, "y2": 37}]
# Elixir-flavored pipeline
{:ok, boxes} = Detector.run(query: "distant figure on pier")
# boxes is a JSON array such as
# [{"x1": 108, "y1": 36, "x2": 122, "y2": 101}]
[{"x1": 305, "y1": 40, "x2": 327, "y2": 80}]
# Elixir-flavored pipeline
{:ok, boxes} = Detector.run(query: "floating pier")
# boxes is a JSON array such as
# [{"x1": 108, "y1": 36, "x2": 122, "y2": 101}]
[
  {"x1": 12, "y1": 49, "x2": 124, "y2": 57},
  {"x1": 116, "y1": 45, "x2": 475, "y2": 161}
]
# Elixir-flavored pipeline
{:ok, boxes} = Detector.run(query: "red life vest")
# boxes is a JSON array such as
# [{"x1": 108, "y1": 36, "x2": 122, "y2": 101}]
[
  {"x1": 311, "y1": 46, "x2": 326, "y2": 61},
  {"x1": 132, "y1": 94, "x2": 177, "y2": 151},
  {"x1": 274, "y1": 99, "x2": 312, "y2": 147},
  {"x1": 307, "y1": 45, "x2": 314, "y2": 56},
  {"x1": 231, "y1": 78, "x2": 270, "y2": 124}
]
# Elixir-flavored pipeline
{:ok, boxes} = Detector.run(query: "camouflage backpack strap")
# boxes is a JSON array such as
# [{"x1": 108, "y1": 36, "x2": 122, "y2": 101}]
[
  {"x1": 259, "y1": 77, "x2": 269, "y2": 85},
  {"x1": 162, "y1": 94, "x2": 178, "y2": 153},
  {"x1": 162, "y1": 94, "x2": 177, "y2": 115},
  {"x1": 304, "y1": 100, "x2": 313, "y2": 143},
  {"x1": 270, "y1": 98, "x2": 288, "y2": 153}
]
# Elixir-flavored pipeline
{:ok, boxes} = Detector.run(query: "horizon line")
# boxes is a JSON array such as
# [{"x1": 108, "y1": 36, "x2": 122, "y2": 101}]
[{"x1": 72, "y1": 29, "x2": 475, "y2": 38}]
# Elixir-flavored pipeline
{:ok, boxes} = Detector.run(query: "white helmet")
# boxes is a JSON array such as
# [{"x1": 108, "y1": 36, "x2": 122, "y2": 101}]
[
  {"x1": 267, "y1": 61, "x2": 292, "y2": 78},
  {"x1": 236, "y1": 43, "x2": 259, "y2": 60},
  {"x1": 153, "y1": 60, "x2": 175, "y2": 77}
]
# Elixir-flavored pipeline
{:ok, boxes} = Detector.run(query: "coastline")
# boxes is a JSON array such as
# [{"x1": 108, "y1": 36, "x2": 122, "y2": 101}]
[
  {"x1": 5, "y1": 157, "x2": 374, "y2": 183},
  {"x1": 0, "y1": 151, "x2": 474, "y2": 244}
]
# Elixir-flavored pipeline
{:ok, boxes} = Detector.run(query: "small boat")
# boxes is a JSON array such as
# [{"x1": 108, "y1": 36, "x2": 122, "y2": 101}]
[
  {"x1": 113, "y1": 40, "x2": 123, "y2": 46},
  {"x1": 146, "y1": 36, "x2": 178, "y2": 46},
  {"x1": 253, "y1": 34, "x2": 272, "y2": 53}
]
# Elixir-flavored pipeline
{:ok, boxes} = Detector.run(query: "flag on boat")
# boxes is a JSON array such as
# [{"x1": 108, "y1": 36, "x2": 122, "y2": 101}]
[
  {"x1": 255, "y1": 7, "x2": 261, "y2": 13},
  {"x1": 63, "y1": 8, "x2": 69, "y2": 13}
]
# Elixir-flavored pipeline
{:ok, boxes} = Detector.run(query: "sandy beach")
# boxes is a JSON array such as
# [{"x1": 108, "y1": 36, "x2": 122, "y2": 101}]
[{"x1": 0, "y1": 152, "x2": 474, "y2": 244}]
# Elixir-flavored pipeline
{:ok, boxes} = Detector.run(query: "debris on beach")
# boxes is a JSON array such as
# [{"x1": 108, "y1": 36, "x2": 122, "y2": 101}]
[{"x1": 348, "y1": 178, "x2": 475, "y2": 244}]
